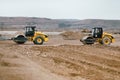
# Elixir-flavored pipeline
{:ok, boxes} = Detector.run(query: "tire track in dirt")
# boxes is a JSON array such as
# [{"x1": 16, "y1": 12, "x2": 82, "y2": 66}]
[
  {"x1": 51, "y1": 56, "x2": 120, "y2": 80},
  {"x1": 0, "y1": 44, "x2": 70, "y2": 80},
  {"x1": 63, "y1": 45, "x2": 120, "y2": 73},
  {"x1": 1, "y1": 40, "x2": 120, "y2": 80},
  {"x1": 30, "y1": 45, "x2": 120, "y2": 80},
  {"x1": 63, "y1": 45, "x2": 120, "y2": 69}
]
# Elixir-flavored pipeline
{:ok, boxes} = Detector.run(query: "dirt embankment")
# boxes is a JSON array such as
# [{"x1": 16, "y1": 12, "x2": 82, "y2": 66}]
[
  {"x1": 30, "y1": 45, "x2": 120, "y2": 80},
  {"x1": 60, "y1": 31, "x2": 86, "y2": 40},
  {"x1": 0, "y1": 43, "x2": 68, "y2": 80},
  {"x1": 0, "y1": 41, "x2": 120, "y2": 80},
  {"x1": 0, "y1": 31, "x2": 120, "y2": 80}
]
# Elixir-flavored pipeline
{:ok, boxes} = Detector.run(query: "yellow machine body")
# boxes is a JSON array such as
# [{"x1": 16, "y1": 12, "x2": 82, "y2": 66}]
[
  {"x1": 95, "y1": 32, "x2": 115, "y2": 45},
  {"x1": 27, "y1": 32, "x2": 48, "y2": 42}
]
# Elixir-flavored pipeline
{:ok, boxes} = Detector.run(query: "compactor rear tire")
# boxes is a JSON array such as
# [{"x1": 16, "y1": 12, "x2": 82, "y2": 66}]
[
  {"x1": 33, "y1": 36, "x2": 44, "y2": 45},
  {"x1": 102, "y1": 37, "x2": 111, "y2": 45}
]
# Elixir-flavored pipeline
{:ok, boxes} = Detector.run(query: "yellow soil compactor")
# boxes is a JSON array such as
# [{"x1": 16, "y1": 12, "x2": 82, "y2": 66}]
[
  {"x1": 80, "y1": 27, "x2": 115, "y2": 45},
  {"x1": 12, "y1": 26, "x2": 48, "y2": 45}
]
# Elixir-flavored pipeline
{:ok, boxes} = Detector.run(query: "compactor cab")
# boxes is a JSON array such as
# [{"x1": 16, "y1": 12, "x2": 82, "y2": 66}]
[
  {"x1": 25, "y1": 26, "x2": 36, "y2": 37},
  {"x1": 92, "y1": 27, "x2": 103, "y2": 38}
]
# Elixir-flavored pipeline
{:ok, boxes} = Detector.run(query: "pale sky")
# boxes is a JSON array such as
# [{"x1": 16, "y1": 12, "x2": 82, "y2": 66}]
[{"x1": 0, "y1": 0, "x2": 120, "y2": 19}]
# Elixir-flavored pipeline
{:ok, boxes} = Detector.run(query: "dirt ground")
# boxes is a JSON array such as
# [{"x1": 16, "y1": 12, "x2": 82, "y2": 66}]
[{"x1": 0, "y1": 34, "x2": 120, "y2": 80}]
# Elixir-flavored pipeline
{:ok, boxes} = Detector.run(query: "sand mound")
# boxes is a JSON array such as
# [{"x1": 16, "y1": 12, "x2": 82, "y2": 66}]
[{"x1": 60, "y1": 31, "x2": 86, "y2": 40}]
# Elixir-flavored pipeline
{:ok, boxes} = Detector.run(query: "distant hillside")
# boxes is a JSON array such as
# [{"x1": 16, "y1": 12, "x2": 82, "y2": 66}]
[
  {"x1": 0, "y1": 17, "x2": 58, "y2": 30},
  {"x1": 73, "y1": 19, "x2": 120, "y2": 29},
  {"x1": 0, "y1": 17, "x2": 120, "y2": 31}
]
